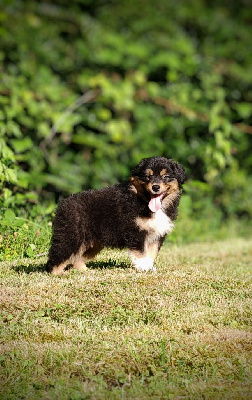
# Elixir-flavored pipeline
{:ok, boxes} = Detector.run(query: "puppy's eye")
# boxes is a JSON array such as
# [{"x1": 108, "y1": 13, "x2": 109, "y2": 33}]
[
  {"x1": 162, "y1": 175, "x2": 174, "y2": 182},
  {"x1": 142, "y1": 175, "x2": 150, "y2": 181}
]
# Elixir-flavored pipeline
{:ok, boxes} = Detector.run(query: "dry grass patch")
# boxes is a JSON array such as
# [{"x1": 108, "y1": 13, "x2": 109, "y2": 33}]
[{"x1": 0, "y1": 238, "x2": 252, "y2": 399}]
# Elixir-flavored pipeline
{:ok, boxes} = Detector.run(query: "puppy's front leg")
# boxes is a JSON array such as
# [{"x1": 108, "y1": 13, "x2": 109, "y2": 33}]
[
  {"x1": 129, "y1": 241, "x2": 159, "y2": 272},
  {"x1": 130, "y1": 252, "x2": 155, "y2": 272}
]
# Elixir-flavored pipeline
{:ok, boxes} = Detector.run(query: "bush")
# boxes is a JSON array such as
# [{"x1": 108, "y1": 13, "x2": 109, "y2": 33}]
[{"x1": 0, "y1": 0, "x2": 251, "y2": 234}]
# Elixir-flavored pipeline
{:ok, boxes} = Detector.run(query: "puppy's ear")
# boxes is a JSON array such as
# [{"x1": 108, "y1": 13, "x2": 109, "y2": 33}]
[
  {"x1": 130, "y1": 158, "x2": 148, "y2": 177},
  {"x1": 171, "y1": 161, "x2": 186, "y2": 185},
  {"x1": 130, "y1": 176, "x2": 141, "y2": 194}
]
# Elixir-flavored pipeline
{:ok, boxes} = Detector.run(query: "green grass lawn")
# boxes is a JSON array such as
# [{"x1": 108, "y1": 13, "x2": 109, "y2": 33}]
[{"x1": 0, "y1": 238, "x2": 251, "y2": 399}]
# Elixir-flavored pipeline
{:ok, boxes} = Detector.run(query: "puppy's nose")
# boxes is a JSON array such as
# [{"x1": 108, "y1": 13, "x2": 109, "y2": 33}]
[{"x1": 152, "y1": 184, "x2": 160, "y2": 192}]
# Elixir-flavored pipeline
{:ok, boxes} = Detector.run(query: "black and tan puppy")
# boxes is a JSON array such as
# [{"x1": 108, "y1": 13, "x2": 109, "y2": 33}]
[{"x1": 46, "y1": 157, "x2": 186, "y2": 274}]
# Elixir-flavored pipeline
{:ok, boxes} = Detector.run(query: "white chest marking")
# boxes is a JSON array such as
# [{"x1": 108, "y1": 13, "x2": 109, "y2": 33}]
[
  {"x1": 152, "y1": 209, "x2": 174, "y2": 235},
  {"x1": 135, "y1": 210, "x2": 174, "y2": 243}
]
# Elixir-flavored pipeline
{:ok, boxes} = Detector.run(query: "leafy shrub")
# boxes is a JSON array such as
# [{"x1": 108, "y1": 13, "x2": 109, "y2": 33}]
[{"x1": 0, "y1": 0, "x2": 251, "y2": 234}]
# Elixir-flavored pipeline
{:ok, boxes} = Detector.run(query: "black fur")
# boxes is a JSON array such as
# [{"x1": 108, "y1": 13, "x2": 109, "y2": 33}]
[{"x1": 46, "y1": 157, "x2": 186, "y2": 273}]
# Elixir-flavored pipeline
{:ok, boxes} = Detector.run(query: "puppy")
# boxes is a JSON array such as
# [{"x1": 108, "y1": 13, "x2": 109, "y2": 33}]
[{"x1": 46, "y1": 156, "x2": 186, "y2": 274}]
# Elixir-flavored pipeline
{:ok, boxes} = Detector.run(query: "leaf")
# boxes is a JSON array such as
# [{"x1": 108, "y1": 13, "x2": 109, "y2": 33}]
[
  {"x1": 213, "y1": 151, "x2": 226, "y2": 169},
  {"x1": 10, "y1": 137, "x2": 33, "y2": 153},
  {"x1": 4, "y1": 209, "x2": 16, "y2": 224},
  {"x1": 235, "y1": 102, "x2": 251, "y2": 119},
  {"x1": 4, "y1": 168, "x2": 17, "y2": 184},
  {"x1": 26, "y1": 243, "x2": 36, "y2": 257}
]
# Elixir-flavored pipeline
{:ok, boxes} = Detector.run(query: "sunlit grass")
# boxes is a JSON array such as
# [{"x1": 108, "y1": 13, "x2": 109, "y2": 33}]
[{"x1": 0, "y1": 238, "x2": 252, "y2": 399}]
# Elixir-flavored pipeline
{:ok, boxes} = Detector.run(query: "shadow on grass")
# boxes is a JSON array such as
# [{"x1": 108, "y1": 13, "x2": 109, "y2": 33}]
[
  {"x1": 87, "y1": 259, "x2": 130, "y2": 270},
  {"x1": 11, "y1": 257, "x2": 48, "y2": 274},
  {"x1": 10, "y1": 257, "x2": 130, "y2": 274}
]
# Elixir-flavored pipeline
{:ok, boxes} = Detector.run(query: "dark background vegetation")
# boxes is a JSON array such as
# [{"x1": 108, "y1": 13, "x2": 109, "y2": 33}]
[{"x1": 1, "y1": 0, "x2": 252, "y2": 243}]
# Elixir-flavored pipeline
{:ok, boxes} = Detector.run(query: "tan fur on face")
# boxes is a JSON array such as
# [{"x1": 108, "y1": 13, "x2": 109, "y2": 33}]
[
  {"x1": 162, "y1": 180, "x2": 180, "y2": 208},
  {"x1": 167, "y1": 179, "x2": 179, "y2": 193},
  {"x1": 130, "y1": 176, "x2": 142, "y2": 194},
  {"x1": 130, "y1": 176, "x2": 149, "y2": 200},
  {"x1": 161, "y1": 179, "x2": 179, "y2": 196}
]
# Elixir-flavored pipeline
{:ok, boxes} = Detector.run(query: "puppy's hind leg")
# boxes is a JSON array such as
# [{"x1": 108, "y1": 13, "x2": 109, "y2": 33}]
[
  {"x1": 47, "y1": 260, "x2": 69, "y2": 275},
  {"x1": 47, "y1": 242, "x2": 81, "y2": 275},
  {"x1": 72, "y1": 242, "x2": 103, "y2": 271}
]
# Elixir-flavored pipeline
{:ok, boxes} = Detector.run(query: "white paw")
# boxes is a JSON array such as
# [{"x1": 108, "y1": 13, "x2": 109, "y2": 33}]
[{"x1": 132, "y1": 256, "x2": 156, "y2": 272}]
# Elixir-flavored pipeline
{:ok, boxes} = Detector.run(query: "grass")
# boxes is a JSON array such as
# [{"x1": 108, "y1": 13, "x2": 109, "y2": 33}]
[{"x1": 0, "y1": 236, "x2": 252, "y2": 399}]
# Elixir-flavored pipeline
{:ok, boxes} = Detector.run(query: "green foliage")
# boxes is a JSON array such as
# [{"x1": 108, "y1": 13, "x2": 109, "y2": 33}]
[
  {"x1": 0, "y1": 216, "x2": 51, "y2": 261},
  {"x1": 0, "y1": 0, "x2": 252, "y2": 231}
]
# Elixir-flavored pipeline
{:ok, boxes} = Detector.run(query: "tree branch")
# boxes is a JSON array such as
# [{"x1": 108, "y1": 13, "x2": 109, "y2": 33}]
[{"x1": 136, "y1": 89, "x2": 252, "y2": 134}]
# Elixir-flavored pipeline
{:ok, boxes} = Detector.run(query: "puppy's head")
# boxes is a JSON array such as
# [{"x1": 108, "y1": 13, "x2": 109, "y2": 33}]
[{"x1": 130, "y1": 157, "x2": 186, "y2": 212}]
